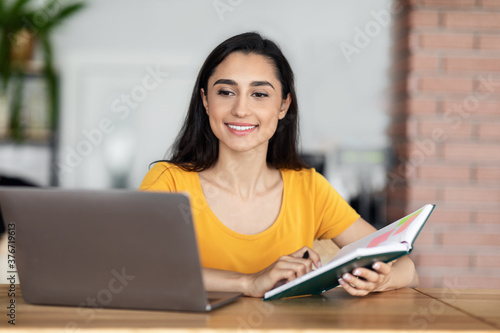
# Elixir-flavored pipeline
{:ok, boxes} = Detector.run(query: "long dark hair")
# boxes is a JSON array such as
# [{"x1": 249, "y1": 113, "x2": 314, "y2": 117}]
[{"x1": 160, "y1": 32, "x2": 307, "y2": 171}]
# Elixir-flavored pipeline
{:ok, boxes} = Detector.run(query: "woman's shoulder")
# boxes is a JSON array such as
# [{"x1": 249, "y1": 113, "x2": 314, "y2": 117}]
[
  {"x1": 146, "y1": 161, "x2": 190, "y2": 177},
  {"x1": 281, "y1": 167, "x2": 322, "y2": 180},
  {"x1": 139, "y1": 161, "x2": 195, "y2": 191},
  {"x1": 281, "y1": 167, "x2": 327, "y2": 188}
]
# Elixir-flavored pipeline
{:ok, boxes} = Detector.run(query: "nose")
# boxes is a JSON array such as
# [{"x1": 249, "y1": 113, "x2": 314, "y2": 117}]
[{"x1": 231, "y1": 96, "x2": 251, "y2": 118}]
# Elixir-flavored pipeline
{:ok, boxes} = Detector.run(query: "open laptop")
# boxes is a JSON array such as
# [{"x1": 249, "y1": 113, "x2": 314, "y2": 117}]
[{"x1": 0, "y1": 187, "x2": 242, "y2": 312}]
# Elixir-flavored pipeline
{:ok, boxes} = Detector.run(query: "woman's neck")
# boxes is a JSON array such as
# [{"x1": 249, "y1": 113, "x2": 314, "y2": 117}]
[{"x1": 207, "y1": 144, "x2": 278, "y2": 200}]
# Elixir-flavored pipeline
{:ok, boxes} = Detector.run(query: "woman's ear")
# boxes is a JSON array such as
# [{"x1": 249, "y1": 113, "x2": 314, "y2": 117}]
[
  {"x1": 201, "y1": 88, "x2": 209, "y2": 114},
  {"x1": 279, "y1": 93, "x2": 291, "y2": 119}
]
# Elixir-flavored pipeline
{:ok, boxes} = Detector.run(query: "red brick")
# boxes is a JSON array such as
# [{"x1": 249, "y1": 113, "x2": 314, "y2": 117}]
[
  {"x1": 442, "y1": 231, "x2": 499, "y2": 246},
  {"x1": 416, "y1": 275, "x2": 436, "y2": 288},
  {"x1": 415, "y1": 253, "x2": 470, "y2": 267},
  {"x1": 412, "y1": 230, "x2": 439, "y2": 246},
  {"x1": 407, "y1": 98, "x2": 437, "y2": 114},
  {"x1": 442, "y1": 100, "x2": 500, "y2": 116},
  {"x1": 419, "y1": 77, "x2": 474, "y2": 93},
  {"x1": 409, "y1": 11, "x2": 440, "y2": 27},
  {"x1": 443, "y1": 187, "x2": 500, "y2": 203},
  {"x1": 475, "y1": 254, "x2": 500, "y2": 268},
  {"x1": 392, "y1": 58, "x2": 408, "y2": 73},
  {"x1": 444, "y1": 57, "x2": 500, "y2": 72},
  {"x1": 443, "y1": 143, "x2": 500, "y2": 161},
  {"x1": 398, "y1": 140, "x2": 441, "y2": 161},
  {"x1": 409, "y1": 55, "x2": 439, "y2": 71},
  {"x1": 391, "y1": 80, "x2": 408, "y2": 95},
  {"x1": 386, "y1": 205, "x2": 407, "y2": 223},
  {"x1": 480, "y1": 0, "x2": 500, "y2": 8},
  {"x1": 419, "y1": 33, "x2": 474, "y2": 49},
  {"x1": 477, "y1": 167, "x2": 500, "y2": 181},
  {"x1": 418, "y1": 120, "x2": 473, "y2": 138},
  {"x1": 417, "y1": 0, "x2": 476, "y2": 6},
  {"x1": 386, "y1": 183, "x2": 439, "y2": 202},
  {"x1": 444, "y1": 12, "x2": 500, "y2": 30},
  {"x1": 478, "y1": 35, "x2": 500, "y2": 50},
  {"x1": 417, "y1": 165, "x2": 471, "y2": 181},
  {"x1": 429, "y1": 208, "x2": 472, "y2": 224},
  {"x1": 408, "y1": 185, "x2": 439, "y2": 201},
  {"x1": 476, "y1": 211, "x2": 500, "y2": 224},
  {"x1": 387, "y1": 121, "x2": 411, "y2": 137},
  {"x1": 478, "y1": 123, "x2": 500, "y2": 139},
  {"x1": 393, "y1": 35, "x2": 410, "y2": 54}
]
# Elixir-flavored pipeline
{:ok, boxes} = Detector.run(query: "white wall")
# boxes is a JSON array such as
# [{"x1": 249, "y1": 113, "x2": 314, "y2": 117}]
[{"x1": 49, "y1": 0, "x2": 394, "y2": 191}]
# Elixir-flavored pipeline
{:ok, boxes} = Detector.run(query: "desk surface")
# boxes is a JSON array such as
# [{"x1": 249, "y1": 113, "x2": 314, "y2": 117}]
[{"x1": 1, "y1": 284, "x2": 499, "y2": 332}]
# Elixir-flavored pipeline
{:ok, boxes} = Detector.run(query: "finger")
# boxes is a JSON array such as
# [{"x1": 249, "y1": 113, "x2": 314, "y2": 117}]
[
  {"x1": 275, "y1": 257, "x2": 312, "y2": 277},
  {"x1": 306, "y1": 248, "x2": 323, "y2": 269},
  {"x1": 338, "y1": 278, "x2": 369, "y2": 296},
  {"x1": 342, "y1": 272, "x2": 373, "y2": 291},
  {"x1": 352, "y1": 267, "x2": 380, "y2": 283},
  {"x1": 290, "y1": 246, "x2": 311, "y2": 258},
  {"x1": 272, "y1": 269, "x2": 297, "y2": 285},
  {"x1": 290, "y1": 246, "x2": 323, "y2": 269},
  {"x1": 372, "y1": 262, "x2": 392, "y2": 275}
]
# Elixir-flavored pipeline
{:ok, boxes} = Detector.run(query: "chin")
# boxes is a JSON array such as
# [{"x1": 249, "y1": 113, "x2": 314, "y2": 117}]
[{"x1": 224, "y1": 140, "x2": 268, "y2": 154}]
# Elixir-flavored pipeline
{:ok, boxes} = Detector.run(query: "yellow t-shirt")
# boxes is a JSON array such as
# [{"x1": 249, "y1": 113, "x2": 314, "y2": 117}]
[{"x1": 139, "y1": 162, "x2": 359, "y2": 274}]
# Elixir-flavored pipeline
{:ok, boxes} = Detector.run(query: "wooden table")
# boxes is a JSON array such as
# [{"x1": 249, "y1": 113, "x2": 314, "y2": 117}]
[{"x1": 1, "y1": 284, "x2": 499, "y2": 332}]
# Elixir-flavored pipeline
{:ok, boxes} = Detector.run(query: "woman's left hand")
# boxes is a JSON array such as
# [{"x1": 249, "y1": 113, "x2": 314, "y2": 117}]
[{"x1": 338, "y1": 261, "x2": 393, "y2": 296}]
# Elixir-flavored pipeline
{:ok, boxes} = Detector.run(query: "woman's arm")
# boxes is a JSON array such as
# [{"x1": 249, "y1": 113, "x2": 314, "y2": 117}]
[
  {"x1": 332, "y1": 217, "x2": 419, "y2": 296},
  {"x1": 202, "y1": 246, "x2": 322, "y2": 297}
]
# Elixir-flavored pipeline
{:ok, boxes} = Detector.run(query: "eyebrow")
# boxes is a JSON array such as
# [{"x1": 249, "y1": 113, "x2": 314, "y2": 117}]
[{"x1": 213, "y1": 79, "x2": 275, "y2": 90}]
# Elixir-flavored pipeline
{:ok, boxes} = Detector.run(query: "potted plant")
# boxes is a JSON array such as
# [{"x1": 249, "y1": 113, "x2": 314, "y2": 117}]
[{"x1": 0, "y1": 0, "x2": 86, "y2": 142}]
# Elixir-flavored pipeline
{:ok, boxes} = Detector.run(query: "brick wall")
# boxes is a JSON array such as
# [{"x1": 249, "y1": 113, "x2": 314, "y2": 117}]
[{"x1": 387, "y1": 0, "x2": 500, "y2": 288}]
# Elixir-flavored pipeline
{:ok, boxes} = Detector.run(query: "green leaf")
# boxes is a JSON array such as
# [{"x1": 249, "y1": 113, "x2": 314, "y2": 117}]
[
  {"x1": 8, "y1": 74, "x2": 25, "y2": 142},
  {"x1": 5, "y1": 0, "x2": 33, "y2": 25},
  {"x1": 36, "y1": 2, "x2": 86, "y2": 33},
  {"x1": 7, "y1": 0, "x2": 32, "y2": 16},
  {"x1": 0, "y1": 0, "x2": 5, "y2": 25}
]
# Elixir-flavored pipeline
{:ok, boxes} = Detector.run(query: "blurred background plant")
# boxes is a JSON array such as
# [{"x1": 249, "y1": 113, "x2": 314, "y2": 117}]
[{"x1": 0, "y1": 0, "x2": 85, "y2": 142}]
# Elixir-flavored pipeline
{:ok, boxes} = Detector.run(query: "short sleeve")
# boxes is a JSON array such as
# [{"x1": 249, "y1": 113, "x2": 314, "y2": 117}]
[
  {"x1": 139, "y1": 162, "x2": 176, "y2": 192},
  {"x1": 313, "y1": 171, "x2": 360, "y2": 240}
]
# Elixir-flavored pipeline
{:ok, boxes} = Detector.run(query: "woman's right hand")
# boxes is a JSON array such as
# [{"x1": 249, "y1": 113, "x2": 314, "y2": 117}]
[{"x1": 243, "y1": 246, "x2": 322, "y2": 297}]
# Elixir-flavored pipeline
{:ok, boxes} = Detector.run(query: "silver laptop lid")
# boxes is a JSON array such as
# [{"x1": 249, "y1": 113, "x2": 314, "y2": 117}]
[{"x1": 0, "y1": 188, "x2": 212, "y2": 312}]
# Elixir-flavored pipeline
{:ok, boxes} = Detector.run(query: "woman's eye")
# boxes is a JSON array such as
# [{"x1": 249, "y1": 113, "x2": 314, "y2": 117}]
[
  {"x1": 217, "y1": 90, "x2": 233, "y2": 96},
  {"x1": 253, "y1": 92, "x2": 268, "y2": 98}
]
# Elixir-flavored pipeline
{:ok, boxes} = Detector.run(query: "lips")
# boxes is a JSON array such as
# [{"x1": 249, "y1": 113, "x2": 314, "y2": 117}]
[{"x1": 225, "y1": 123, "x2": 258, "y2": 135}]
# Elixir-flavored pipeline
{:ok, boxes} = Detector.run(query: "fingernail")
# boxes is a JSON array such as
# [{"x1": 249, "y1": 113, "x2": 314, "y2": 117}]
[
  {"x1": 373, "y1": 263, "x2": 380, "y2": 269},
  {"x1": 343, "y1": 273, "x2": 350, "y2": 281},
  {"x1": 353, "y1": 269, "x2": 361, "y2": 276},
  {"x1": 318, "y1": 261, "x2": 323, "y2": 268},
  {"x1": 338, "y1": 278, "x2": 345, "y2": 285}
]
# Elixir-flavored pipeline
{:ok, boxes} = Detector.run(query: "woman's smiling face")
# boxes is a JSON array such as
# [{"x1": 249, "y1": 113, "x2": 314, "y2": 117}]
[{"x1": 201, "y1": 52, "x2": 291, "y2": 154}]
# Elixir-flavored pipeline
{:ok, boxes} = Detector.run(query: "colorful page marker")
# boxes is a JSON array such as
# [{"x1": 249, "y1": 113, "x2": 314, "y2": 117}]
[
  {"x1": 394, "y1": 209, "x2": 422, "y2": 235},
  {"x1": 367, "y1": 230, "x2": 393, "y2": 248}
]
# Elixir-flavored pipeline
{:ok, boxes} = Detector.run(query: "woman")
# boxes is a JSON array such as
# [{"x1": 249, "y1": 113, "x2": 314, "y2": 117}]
[{"x1": 140, "y1": 32, "x2": 418, "y2": 297}]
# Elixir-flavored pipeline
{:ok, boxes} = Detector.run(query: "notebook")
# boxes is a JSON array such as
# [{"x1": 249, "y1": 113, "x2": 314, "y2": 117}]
[
  {"x1": 0, "y1": 187, "x2": 242, "y2": 312},
  {"x1": 264, "y1": 204, "x2": 435, "y2": 300}
]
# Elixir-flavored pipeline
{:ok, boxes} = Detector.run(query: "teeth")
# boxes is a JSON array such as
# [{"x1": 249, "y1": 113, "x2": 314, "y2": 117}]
[{"x1": 227, "y1": 124, "x2": 256, "y2": 131}]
